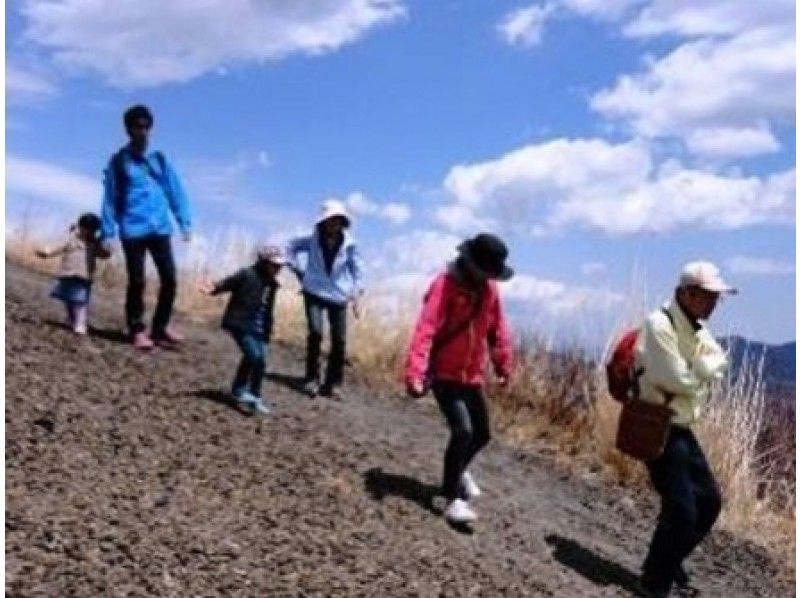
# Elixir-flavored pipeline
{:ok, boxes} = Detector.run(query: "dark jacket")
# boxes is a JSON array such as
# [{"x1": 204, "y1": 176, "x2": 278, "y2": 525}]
[{"x1": 212, "y1": 265, "x2": 278, "y2": 340}]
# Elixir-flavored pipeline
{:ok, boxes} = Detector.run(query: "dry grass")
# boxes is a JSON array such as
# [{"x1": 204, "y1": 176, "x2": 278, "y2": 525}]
[{"x1": 6, "y1": 223, "x2": 795, "y2": 569}]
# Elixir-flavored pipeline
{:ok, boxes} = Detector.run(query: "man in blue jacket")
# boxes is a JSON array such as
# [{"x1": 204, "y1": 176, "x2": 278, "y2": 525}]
[{"x1": 100, "y1": 105, "x2": 193, "y2": 350}]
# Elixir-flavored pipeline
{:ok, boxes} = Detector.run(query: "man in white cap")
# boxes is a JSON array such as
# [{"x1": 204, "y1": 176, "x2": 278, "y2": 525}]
[
  {"x1": 634, "y1": 261, "x2": 737, "y2": 597},
  {"x1": 287, "y1": 199, "x2": 364, "y2": 400}
]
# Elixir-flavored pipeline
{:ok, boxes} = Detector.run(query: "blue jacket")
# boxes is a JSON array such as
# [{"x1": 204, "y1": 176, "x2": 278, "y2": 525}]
[
  {"x1": 287, "y1": 229, "x2": 364, "y2": 305},
  {"x1": 100, "y1": 146, "x2": 192, "y2": 240}
]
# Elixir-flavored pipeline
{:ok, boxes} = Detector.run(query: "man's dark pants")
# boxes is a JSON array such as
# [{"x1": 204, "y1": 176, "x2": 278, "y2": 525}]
[
  {"x1": 642, "y1": 425, "x2": 722, "y2": 591},
  {"x1": 121, "y1": 234, "x2": 177, "y2": 336},
  {"x1": 303, "y1": 292, "x2": 347, "y2": 388}
]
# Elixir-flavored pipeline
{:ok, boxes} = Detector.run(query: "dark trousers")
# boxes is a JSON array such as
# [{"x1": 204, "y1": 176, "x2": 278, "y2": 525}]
[
  {"x1": 642, "y1": 426, "x2": 722, "y2": 590},
  {"x1": 303, "y1": 293, "x2": 347, "y2": 387},
  {"x1": 121, "y1": 234, "x2": 177, "y2": 335},
  {"x1": 229, "y1": 330, "x2": 267, "y2": 397},
  {"x1": 433, "y1": 381, "x2": 491, "y2": 501}
]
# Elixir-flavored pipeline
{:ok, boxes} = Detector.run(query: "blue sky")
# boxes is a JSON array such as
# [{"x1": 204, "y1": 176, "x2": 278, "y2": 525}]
[{"x1": 6, "y1": 0, "x2": 796, "y2": 347}]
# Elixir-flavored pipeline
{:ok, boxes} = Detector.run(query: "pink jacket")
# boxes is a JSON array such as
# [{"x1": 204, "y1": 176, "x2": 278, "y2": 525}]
[{"x1": 405, "y1": 271, "x2": 513, "y2": 388}]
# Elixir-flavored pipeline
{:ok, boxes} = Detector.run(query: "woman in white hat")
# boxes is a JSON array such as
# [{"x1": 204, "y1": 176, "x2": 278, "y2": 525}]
[{"x1": 287, "y1": 199, "x2": 365, "y2": 399}]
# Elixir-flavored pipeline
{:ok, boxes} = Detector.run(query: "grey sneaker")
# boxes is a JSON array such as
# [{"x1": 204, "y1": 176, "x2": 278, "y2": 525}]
[
  {"x1": 321, "y1": 384, "x2": 344, "y2": 400},
  {"x1": 252, "y1": 399, "x2": 272, "y2": 416},
  {"x1": 233, "y1": 390, "x2": 259, "y2": 409},
  {"x1": 302, "y1": 379, "x2": 320, "y2": 398}
]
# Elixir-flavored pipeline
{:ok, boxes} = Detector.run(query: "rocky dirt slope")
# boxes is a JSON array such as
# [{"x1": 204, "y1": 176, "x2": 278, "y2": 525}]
[{"x1": 5, "y1": 263, "x2": 791, "y2": 596}]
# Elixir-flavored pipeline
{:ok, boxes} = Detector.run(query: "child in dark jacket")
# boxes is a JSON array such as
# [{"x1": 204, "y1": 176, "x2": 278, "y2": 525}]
[{"x1": 198, "y1": 246, "x2": 284, "y2": 415}]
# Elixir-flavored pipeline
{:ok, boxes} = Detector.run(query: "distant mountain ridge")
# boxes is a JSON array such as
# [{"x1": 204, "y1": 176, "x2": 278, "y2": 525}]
[{"x1": 720, "y1": 336, "x2": 795, "y2": 397}]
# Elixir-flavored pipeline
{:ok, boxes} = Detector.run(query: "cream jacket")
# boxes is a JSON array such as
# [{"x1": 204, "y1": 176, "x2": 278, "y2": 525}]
[
  {"x1": 634, "y1": 299, "x2": 728, "y2": 427},
  {"x1": 44, "y1": 229, "x2": 99, "y2": 281}
]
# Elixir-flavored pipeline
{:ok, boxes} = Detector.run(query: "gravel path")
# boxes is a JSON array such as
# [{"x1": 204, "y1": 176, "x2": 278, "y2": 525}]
[{"x1": 5, "y1": 263, "x2": 791, "y2": 597}]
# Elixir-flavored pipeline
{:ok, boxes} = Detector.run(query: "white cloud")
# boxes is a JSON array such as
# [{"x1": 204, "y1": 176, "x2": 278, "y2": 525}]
[
  {"x1": 366, "y1": 229, "x2": 623, "y2": 320},
  {"x1": 437, "y1": 138, "x2": 795, "y2": 235},
  {"x1": 19, "y1": 0, "x2": 407, "y2": 87},
  {"x1": 685, "y1": 124, "x2": 780, "y2": 159},
  {"x1": 725, "y1": 256, "x2": 795, "y2": 277},
  {"x1": 256, "y1": 151, "x2": 272, "y2": 168},
  {"x1": 497, "y1": 0, "x2": 642, "y2": 49},
  {"x1": 559, "y1": 0, "x2": 643, "y2": 20},
  {"x1": 624, "y1": 0, "x2": 794, "y2": 37},
  {"x1": 6, "y1": 154, "x2": 101, "y2": 210},
  {"x1": 6, "y1": 64, "x2": 59, "y2": 102},
  {"x1": 581, "y1": 261, "x2": 607, "y2": 276},
  {"x1": 497, "y1": 4, "x2": 554, "y2": 47},
  {"x1": 592, "y1": 26, "x2": 795, "y2": 144},
  {"x1": 549, "y1": 166, "x2": 796, "y2": 234},
  {"x1": 585, "y1": 1, "x2": 795, "y2": 159},
  {"x1": 367, "y1": 229, "x2": 460, "y2": 274},
  {"x1": 503, "y1": 273, "x2": 624, "y2": 316},
  {"x1": 344, "y1": 192, "x2": 411, "y2": 225}
]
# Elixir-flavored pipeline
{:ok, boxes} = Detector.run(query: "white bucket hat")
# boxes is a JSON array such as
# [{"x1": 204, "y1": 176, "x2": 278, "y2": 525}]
[
  {"x1": 679, "y1": 261, "x2": 737, "y2": 294},
  {"x1": 316, "y1": 199, "x2": 351, "y2": 228}
]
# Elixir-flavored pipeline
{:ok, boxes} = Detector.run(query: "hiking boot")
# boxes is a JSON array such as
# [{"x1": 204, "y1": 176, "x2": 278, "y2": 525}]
[
  {"x1": 132, "y1": 331, "x2": 155, "y2": 351},
  {"x1": 320, "y1": 384, "x2": 344, "y2": 401},
  {"x1": 460, "y1": 471, "x2": 482, "y2": 500},
  {"x1": 302, "y1": 379, "x2": 320, "y2": 398},
  {"x1": 152, "y1": 327, "x2": 184, "y2": 347},
  {"x1": 444, "y1": 499, "x2": 477, "y2": 524}
]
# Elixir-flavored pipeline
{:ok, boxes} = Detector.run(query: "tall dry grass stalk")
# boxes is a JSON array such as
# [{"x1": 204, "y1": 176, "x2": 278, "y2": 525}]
[{"x1": 6, "y1": 222, "x2": 794, "y2": 567}]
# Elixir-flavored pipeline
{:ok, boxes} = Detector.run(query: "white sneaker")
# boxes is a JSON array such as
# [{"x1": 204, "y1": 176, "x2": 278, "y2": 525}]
[
  {"x1": 444, "y1": 499, "x2": 477, "y2": 524},
  {"x1": 461, "y1": 471, "x2": 482, "y2": 500}
]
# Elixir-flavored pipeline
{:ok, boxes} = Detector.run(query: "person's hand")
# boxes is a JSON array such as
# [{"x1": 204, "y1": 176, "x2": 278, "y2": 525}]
[
  {"x1": 497, "y1": 375, "x2": 509, "y2": 388},
  {"x1": 196, "y1": 279, "x2": 215, "y2": 296},
  {"x1": 406, "y1": 379, "x2": 426, "y2": 399}
]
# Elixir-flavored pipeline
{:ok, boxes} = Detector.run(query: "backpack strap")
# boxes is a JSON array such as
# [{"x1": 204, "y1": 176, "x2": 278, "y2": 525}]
[
  {"x1": 111, "y1": 148, "x2": 128, "y2": 215},
  {"x1": 658, "y1": 307, "x2": 678, "y2": 405},
  {"x1": 631, "y1": 308, "x2": 677, "y2": 402}
]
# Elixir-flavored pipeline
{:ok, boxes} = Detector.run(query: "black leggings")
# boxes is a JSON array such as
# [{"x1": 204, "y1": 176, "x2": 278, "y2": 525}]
[{"x1": 433, "y1": 381, "x2": 491, "y2": 501}]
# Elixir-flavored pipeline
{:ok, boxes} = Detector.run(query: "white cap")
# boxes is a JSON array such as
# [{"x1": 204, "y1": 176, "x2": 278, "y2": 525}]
[
  {"x1": 679, "y1": 261, "x2": 737, "y2": 294},
  {"x1": 316, "y1": 199, "x2": 351, "y2": 227}
]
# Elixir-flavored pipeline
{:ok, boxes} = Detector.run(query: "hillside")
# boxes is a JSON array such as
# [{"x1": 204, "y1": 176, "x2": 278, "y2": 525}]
[{"x1": 5, "y1": 263, "x2": 792, "y2": 597}]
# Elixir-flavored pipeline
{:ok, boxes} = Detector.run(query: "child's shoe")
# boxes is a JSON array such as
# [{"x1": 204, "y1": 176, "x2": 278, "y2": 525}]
[
  {"x1": 132, "y1": 331, "x2": 155, "y2": 350},
  {"x1": 152, "y1": 327, "x2": 184, "y2": 347},
  {"x1": 73, "y1": 305, "x2": 88, "y2": 335},
  {"x1": 302, "y1": 378, "x2": 320, "y2": 398},
  {"x1": 252, "y1": 399, "x2": 272, "y2": 416}
]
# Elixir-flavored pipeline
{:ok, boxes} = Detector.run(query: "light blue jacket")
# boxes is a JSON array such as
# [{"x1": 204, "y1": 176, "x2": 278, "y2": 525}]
[
  {"x1": 100, "y1": 147, "x2": 192, "y2": 240},
  {"x1": 287, "y1": 229, "x2": 365, "y2": 306}
]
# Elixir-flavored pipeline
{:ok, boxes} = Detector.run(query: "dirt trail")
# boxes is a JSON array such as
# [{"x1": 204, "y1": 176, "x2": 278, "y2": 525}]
[{"x1": 5, "y1": 263, "x2": 791, "y2": 597}]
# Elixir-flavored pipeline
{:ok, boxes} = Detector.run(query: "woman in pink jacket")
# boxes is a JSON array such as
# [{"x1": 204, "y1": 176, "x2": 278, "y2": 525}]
[{"x1": 405, "y1": 233, "x2": 514, "y2": 525}]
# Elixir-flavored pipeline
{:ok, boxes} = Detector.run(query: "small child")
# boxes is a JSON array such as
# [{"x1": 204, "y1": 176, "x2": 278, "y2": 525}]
[
  {"x1": 36, "y1": 213, "x2": 109, "y2": 335},
  {"x1": 198, "y1": 246, "x2": 284, "y2": 415}
]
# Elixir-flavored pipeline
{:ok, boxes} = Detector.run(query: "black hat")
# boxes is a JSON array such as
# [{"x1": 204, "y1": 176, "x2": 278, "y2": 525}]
[{"x1": 458, "y1": 233, "x2": 514, "y2": 281}]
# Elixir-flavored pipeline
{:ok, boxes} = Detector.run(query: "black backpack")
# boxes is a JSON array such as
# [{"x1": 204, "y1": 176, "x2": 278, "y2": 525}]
[{"x1": 110, "y1": 148, "x2": 169, "y2": 214}]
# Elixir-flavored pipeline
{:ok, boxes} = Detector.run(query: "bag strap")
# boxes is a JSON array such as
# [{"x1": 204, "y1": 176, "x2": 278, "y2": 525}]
[
  {"x1": 631, "y1": 307, "x2": 678, "y2": 403},
  {"x1": 111, "y1": 149, "x2": 171, "y2": 213},
  {"x1": 431, "y1": 284, "x2": 484, "y2": 357}
]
